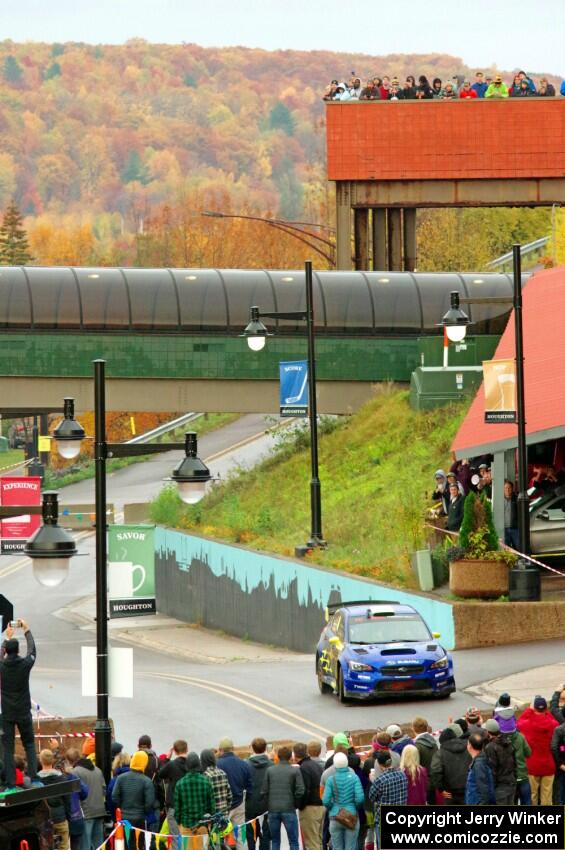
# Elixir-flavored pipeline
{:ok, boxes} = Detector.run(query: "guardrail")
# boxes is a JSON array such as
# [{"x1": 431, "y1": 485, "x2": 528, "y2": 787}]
[
  {"x1": 487, "y1": 236, "x2": 549, "y2": 270},
  {"x1": 126, "y1": 411, "x2": 201, "y2": 445}
]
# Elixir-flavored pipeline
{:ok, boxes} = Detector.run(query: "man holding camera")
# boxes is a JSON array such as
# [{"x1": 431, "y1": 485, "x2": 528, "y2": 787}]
[{"x1": 0, "y1": 618, "x2": 39, "y2": 788}]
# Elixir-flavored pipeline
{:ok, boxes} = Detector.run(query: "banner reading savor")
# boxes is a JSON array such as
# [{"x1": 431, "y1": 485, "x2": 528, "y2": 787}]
[{"x1": 108, "y1": 524, "x2": 156, "y2": 618}]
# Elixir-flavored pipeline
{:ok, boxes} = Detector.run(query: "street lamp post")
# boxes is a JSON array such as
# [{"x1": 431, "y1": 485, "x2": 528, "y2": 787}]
[
  {"x1": 441, "y1": 243, "x2": 537, "y2": 598},
  {"x1": 202, "y1": 210, "x2": 337, "y2": 267},
  {"x1": 53, "y1": 360, "x2": 212, "y2": 781},
  {"x1": 0, "y1": 492, "x2": 77, "y2": 586},
  {"x1": 241, "y1": 261, "x2": 325, "y2": 555}
]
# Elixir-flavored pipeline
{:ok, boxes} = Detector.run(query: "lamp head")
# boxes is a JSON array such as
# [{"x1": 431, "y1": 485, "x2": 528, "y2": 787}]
[
  {"x1": 53, "y1": 398, "x2": 85, "y2": 459},
  {"x1": 241, "y1": 306, "x2": 271, "y2": 351},
  {"x1": 170, "y1": 432, "x2": 212, "y2": 504},
  {"x1": 440, "y1": 291, "x2": 469, "y2": 342},
  {"x1": 24, "y1": 492, "x2": 77, "y2": 588}
]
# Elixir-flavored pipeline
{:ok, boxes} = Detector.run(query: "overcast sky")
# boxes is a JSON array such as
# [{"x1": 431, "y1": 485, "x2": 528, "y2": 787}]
[{"x1": 2, "y1": 0, "x2": 564, "y2": 77}]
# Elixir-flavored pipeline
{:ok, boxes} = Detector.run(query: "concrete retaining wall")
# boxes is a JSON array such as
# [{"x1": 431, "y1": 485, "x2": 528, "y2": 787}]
[
  {"x1": 155, "y1": 527, "x2": 456, "y2": 651},
  {"x1": 453, "y1": 601, "x2": 565, "y2": 648}
]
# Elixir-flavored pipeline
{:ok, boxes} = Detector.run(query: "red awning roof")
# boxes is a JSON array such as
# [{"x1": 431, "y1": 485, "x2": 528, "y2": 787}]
[{"x1": 452, "y1": 266, "x2": 565, "y2": 457}]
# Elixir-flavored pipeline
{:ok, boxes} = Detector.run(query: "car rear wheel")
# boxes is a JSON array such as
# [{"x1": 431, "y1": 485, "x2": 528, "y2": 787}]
[
  {"x1": 337, "y1": 666, "x2": 348, "y2": 703},
  {"x1": 317, "y1": 657, "x2": 333, "y2": 695}
]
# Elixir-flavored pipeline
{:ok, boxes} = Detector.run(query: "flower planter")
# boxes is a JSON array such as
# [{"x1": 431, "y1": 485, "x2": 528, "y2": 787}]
[{"x1": 449, "y1": 559, "x2": 510, "y2": 599}]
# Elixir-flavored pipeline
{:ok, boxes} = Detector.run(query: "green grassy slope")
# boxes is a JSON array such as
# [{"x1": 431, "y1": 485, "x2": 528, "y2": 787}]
[{"x1": 150, "y1": 388, "x2": 469, "y2": 587}]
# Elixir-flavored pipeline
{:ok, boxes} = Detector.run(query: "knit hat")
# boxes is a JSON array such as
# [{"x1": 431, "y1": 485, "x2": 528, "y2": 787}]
[
  {"x1": 465, "y1": 707, "x2": 481, "y2": 724},
  {"x1": 200, "y1": 748, "x2": 216, "y2": 771},
  {"x1": 332, "y1": 733, "x2": 350, "y2": 749},
  {"x1": 130, "y1": 750, "x2": 149, "y2": 772},
  {"x1": 218, "y1": 737, "x2": 233, "y2": 750},
  {"x1": 386, "y1": 725, "x2": 402, "y2": 740},
  {"x1": 454, "y1": 718, "x2": 468, "y2": 735},
  {"x1": 484, "y1": 719, "x2": 500, "y2": 734},
  {"x1": 82, "y1": 738, "x2": 96, "y2": 757},
  {"x1": 439, "y1": 728, "x2": 456, "y2": 744},
  {"x1": 534, "y1": 695, "x2": 547, "y2": 711},
  {"x1": 434, "y1": 470, "x2": 446, "y2": 480},
  {"x1": 186, "y1": 752, "x2": 201, "y2": 771},
  {"x1": 496, "y1": 692, "x2": 511, "y2": 708},
  {"x1": 446, "y1": 723, "x2": 463, "y2": 739},
  {"x1": 111, "y1": 742, "x2": 123, "y2": 758},
  {"x1": 333, "y1": 752, "x2": 348, "y2": 768}
]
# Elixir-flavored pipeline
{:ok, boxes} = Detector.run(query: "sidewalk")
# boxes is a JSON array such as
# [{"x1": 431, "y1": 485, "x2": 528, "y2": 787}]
[
  {"x1": 55, "y1": 595, "x2": 309, "y2": 665},
  {"x1": 466, "y1": 662, "x2": 565, "y2": 708}
]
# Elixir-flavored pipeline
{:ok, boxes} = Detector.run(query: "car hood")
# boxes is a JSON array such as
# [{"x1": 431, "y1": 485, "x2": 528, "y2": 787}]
[{"x1": 344, "y1": 641, "x2": 446, "y2": 663}]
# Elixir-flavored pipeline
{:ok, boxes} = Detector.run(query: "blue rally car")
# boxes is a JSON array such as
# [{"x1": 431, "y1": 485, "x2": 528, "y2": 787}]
[{"x1": 316, "y1": 600, "x2": 456, "y2": 702}]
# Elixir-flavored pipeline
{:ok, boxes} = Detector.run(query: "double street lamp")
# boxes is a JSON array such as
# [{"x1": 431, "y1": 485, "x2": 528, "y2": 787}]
[
  {"x1": 30, "y1": 359, "x2": 213, "y2": 781},
  {"x1": 241, "y1": 260, "x2": 326, "y2": 556},
  {"x1": 441, "y1": 243, "x2": 538, "y2": 599}
]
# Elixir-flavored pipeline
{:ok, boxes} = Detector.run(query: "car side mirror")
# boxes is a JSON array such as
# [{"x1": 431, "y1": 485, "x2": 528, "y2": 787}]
[
  {"x1": 537, "y1": 510, "x2": 550, "y2": 521},
  {"x1": 329, "y1": 636, "x2": 341, "y2": 646},
  {"x1": 432, "y1": 632, "x2": 441, "y2": 639}
]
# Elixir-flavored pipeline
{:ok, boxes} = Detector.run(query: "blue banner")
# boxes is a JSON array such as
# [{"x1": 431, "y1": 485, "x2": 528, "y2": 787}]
[{"x1": 279, "y1": 360, "x2": 308, "y2": 417}]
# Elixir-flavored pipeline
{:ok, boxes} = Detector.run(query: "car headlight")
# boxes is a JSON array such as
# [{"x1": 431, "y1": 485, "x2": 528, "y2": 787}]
[
  {"x1": 430, "y1": 657, "x2": 449, "y2": 670},
  {"x1": 349, "y1": 660, "x2": 373, "y2": 672}
]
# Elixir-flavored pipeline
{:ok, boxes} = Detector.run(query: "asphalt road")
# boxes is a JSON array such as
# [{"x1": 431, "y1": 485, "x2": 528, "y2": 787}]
[{"x1": 2, "y1": 413, "x2": 564, "y2": 756}]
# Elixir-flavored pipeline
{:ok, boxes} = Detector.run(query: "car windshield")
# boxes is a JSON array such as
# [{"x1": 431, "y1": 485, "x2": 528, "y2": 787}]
[{"x1": 348, "y1": 615, "x2": 430, "y2": 644}]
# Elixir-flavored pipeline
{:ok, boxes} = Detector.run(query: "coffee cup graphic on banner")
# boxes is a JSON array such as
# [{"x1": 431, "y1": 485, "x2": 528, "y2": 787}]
[{"x1": 108, "y1": 561, "x2": 146, "y2": 599}]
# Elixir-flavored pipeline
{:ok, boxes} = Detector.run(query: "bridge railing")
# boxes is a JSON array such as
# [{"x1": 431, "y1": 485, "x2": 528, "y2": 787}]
[{"x1": 486, "y1": 236, "x2": 550, "y2": 272}]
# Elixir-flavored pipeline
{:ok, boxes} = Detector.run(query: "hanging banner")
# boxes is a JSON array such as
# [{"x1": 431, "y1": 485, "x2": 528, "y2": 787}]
[
  {"x1": 279, "y1": 360, "x2": 308, "y2": 418},
  {"x1": 483, "y1": 358, "x2": 517, "y2": 423},
  {"x1": 0, "y1": 476, "x2": 41, "y2": 554},
  {"x1": 107, "y1": 524, "x2": 156, "y2": 618}
]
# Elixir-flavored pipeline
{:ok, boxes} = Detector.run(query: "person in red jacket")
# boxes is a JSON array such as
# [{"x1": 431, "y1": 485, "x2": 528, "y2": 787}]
[
  {"x1": 517, "y1": 696, "x2": 559, "y2": 805},
  {"x1": 459, "y1": 81, "x2": 478, "y2": 99}
]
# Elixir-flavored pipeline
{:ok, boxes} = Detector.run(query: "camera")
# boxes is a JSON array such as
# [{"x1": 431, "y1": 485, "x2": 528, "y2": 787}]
[{"x1": 9, "y1": 619, "x2": 22, "y2": 629}]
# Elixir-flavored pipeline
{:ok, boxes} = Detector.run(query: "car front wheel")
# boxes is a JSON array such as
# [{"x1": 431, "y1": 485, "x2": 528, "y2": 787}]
[
  {"x1": 337, "y1": 666, "x2": 348, "y2": 704},
  {"x1": 317, "y1": 657, "x2": 333, "y2": 695}
]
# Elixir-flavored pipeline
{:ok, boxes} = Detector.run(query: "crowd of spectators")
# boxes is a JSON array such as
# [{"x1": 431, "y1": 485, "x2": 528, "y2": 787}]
[
  {"x1": 430, "y1": 456, "x2": 565, "y2": 541},
  {"x1": 8, "y1": 691, "x2": 565, "y2": 849},
  {"x1": 323, "y1": 70, "x2": 563, "y2": 101}
]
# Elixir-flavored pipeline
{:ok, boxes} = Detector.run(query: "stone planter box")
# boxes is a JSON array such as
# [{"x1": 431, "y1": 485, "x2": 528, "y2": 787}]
[{"x1": 449, "y1": 559, "x2": 510, "y2": 599}]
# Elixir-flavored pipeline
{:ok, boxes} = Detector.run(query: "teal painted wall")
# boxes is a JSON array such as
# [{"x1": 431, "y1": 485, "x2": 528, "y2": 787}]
[{"x1": 155, "y1": 527, "x2": 455, "y2": 651}]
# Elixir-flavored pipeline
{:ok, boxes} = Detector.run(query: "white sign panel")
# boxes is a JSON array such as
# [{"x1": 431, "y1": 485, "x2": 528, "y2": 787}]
[{"x1": 81, "y1": 645, "x2": 133, "y2": 699}]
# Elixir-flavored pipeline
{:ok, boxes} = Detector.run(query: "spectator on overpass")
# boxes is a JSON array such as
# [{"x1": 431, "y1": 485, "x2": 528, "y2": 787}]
[
  {"x1": 443, "y1": 82, "x2": 457, "y2": 100},
  {"x1": 349, "y1": 78, "x2": 362, "y2": 99},
  {"x1": 0, "y1": 619, "x2": 38, "y2": 789},
  {"x1": 323, "y1": 81, "x2": 339, "y2": 101},
  {"x1": 432, "y1": 78, "x2": 445, "y2": 99},
  {"x1": 537, "y1": 78, "x2": 556, "y2": 97},
  {"x1": 379, "y1": 76, "x2": 392, "y2": 100},
  {"x1": 560, "y1": 81, "x2": 565, "y2": 97},
  {"x1": 472, "y1": 72, "x2": 489, "y2": 97},
  {"x1": 518, "y1": 70, "x2": 537, "y2": 93},
  {"x1": 508, "y1": 74, "x2": 523, "y2": 97},
  {"x1": 459, "y1": 81, "x2": 478, "y2": 99},
  {"x1": 485, "y1": 75, "x2": 509, "y2": 98},
  {"x1": 415, "y1": 75, "x2": 433, "y2": 99},
  {"x1": 403, "y1": 76, "x2": 417, "y2": 99},
  {"x1": 360, "y1": 80, "x2": 380, "y2": 100}
]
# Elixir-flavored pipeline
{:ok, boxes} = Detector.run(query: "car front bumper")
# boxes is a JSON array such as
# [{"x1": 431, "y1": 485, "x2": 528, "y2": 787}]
[{"x1": 343, "y1": 668, "x2": 456, "y2": 699}]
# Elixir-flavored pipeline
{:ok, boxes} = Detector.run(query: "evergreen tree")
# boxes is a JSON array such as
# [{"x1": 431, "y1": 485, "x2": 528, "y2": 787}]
[
  {"x1": 269, "y1": 102, "x2": 295, "y2": 136},
  {"x1": 3, "y1": 56, "x2": 23, "y2": 84},
  {"x1": 121, "y1": 150, "x2": 150, "y2": 185},
  {"x1": 45, "y1": 62, "x2": 62, "y2": 80},
  {"x1": 0, "y1": 201, "x2": 33, "y2": 265}
]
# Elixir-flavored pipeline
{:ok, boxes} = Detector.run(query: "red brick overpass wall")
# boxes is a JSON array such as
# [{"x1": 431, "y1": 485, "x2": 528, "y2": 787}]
[{"x1": 326, "y1": 100, "x2": 565, "y2": 182}]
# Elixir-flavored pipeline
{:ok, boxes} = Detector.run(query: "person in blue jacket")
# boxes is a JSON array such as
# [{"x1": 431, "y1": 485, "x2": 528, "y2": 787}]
[
  {"x1": 323, "y1": 752, "x2": 364, "y2": 850},
  {"x1": 465, "y1": 733, "x2": 495, "y2": 805},
  {"x1": 560, "y1": 80, "x2": 565, "y2": 97}
]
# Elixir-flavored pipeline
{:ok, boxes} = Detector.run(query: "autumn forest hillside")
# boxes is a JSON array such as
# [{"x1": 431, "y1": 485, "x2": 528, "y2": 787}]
[{"x1": 0, "y1": 40, "x2": 559, "y2": 268}]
